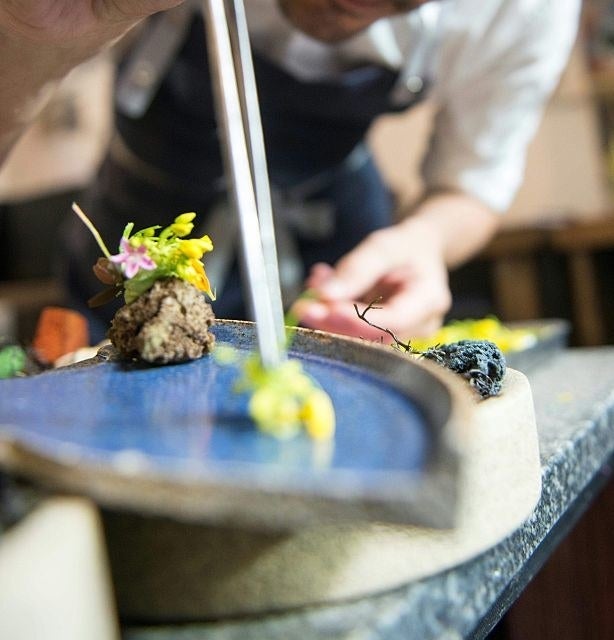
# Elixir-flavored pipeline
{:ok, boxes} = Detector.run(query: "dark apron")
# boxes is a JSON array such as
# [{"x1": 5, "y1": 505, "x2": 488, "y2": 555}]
[{"x1": 64, "y1": 14, "x2": 427, "y2": 340}]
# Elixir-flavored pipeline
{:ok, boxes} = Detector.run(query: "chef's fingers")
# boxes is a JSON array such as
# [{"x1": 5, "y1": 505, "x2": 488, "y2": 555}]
[
  {"x1": 296, "y1": 265, "x2": 451, "y2": 341},
  {"x1": 309, "y1": 229, "x2": 408, "y2": 302},
  {"x1": 304, "y1": 262, "x2": 336, "y2": 290}
]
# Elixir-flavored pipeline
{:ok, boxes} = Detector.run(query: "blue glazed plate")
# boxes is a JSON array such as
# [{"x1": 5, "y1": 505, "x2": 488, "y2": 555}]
[{"x1": 0, "y1": 321, "x2": 467, "y2": 530}]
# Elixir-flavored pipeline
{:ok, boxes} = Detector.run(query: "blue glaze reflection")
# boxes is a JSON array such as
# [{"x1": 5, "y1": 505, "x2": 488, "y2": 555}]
[{"x1": 0, "y1": 343, "x2": 431, "y2": 476}]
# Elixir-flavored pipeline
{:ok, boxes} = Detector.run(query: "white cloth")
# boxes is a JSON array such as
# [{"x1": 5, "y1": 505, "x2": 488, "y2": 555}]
[{"x1": 246, "y1": 0, "x2": 581, "y2": 212}]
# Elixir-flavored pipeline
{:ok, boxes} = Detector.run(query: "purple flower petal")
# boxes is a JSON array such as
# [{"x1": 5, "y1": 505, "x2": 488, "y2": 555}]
[
  {"x1": 108, "y1": 239, "x2": 156, "y2": 279},
  {"x1": 123, "y1": 261, "x2": 140, "y2": 279}
]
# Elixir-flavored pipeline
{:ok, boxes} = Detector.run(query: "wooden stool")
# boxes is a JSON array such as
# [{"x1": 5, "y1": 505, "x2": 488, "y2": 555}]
[
  {"x1": 478, "y1": 227, "x2": 551, "y2": 322},
  {"x1": 550, "y1": 217, "x2": 614, "y2": 346}
]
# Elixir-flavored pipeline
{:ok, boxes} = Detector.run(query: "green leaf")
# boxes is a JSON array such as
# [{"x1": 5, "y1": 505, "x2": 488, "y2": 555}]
[{"x1": 0, "y1": 345, "x2": 27, "y2": 379}]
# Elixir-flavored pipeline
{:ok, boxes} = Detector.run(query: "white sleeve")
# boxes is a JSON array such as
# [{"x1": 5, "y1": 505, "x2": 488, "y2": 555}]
[{"x1": 422, "y1": 0, "x2": 582, "y2": 212}]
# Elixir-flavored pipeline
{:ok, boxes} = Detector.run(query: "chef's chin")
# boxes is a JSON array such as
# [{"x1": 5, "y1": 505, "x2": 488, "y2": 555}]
[
  {"x1": 276, "y1": 0, "x2": 382, "y2": 43},
  {"x1": 277, "y1": 0, "x2": 430, "y2": 43}
]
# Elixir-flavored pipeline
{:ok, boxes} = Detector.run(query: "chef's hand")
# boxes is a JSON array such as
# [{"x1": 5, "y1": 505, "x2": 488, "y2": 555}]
[
  {"x1": 295, "y1": 224, "x2": 452, "y2": 342},
  {"x1": 292, "y1": 191, "x2": 500, "y2": 342}
]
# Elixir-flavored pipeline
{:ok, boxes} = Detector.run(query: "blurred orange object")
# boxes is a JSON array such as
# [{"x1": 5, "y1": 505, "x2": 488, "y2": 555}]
[{"x1": 32, "y1": 307, "x2": 89, "y2": 365}]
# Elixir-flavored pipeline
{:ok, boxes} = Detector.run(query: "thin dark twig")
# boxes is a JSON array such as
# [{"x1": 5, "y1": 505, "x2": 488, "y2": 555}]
[
  {"x1": 355, "y1": 299, "x2": 505, "y2": 398},
  {"x1": 353, "y1": 299, "x2": 415, "y2": 353}
]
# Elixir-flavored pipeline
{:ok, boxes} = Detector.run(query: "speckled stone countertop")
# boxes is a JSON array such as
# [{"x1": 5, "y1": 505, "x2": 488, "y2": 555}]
[{"x1": 123, "y1": 347, "x2": 614, "y2": 640}]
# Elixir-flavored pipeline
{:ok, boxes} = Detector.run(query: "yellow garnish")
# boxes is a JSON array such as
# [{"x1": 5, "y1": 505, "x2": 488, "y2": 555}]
[
  {"x1": 409, "y1": 317, "x2": 538, "y2": 354},
  {"x1": 217, "y1": 348, "x2": 336, "y2": 441},
  {"x1": 301, "y1": 389, "x2": 336, "y2": 440}
]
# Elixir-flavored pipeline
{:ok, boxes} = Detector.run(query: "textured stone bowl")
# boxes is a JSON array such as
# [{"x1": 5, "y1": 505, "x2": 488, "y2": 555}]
[{"x1": 0, "y1": 321, "x2": 540, "y2": 621}]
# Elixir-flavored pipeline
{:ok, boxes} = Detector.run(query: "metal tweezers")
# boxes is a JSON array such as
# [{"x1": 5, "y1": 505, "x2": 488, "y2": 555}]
[{"x1": 202, "y1": 0, "x2": 286, "y2": 369}]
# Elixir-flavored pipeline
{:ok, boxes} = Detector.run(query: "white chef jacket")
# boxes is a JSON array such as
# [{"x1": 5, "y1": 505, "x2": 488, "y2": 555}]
[{"x1": 246, "y1": 0, "x2": 581, "y2": 212}]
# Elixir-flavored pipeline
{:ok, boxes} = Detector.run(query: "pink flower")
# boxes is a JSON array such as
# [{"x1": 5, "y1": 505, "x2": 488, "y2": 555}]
[{"x1": 109, "y1": 238, "x2": 156, "y2": 279}]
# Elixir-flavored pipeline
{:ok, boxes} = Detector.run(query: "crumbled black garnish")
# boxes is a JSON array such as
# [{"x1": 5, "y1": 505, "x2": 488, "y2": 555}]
[
  {"x1": 354, "y1": 300, "x2": 506, "y2": 398},
  {"x1": 422, "y1": 339, "x2": 506, "y2": 398}
]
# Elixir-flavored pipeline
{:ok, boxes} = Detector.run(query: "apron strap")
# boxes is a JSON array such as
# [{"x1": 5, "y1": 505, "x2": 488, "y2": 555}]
[{"x1": 115, "y1": 4, "x2": 194, "y2": 118}]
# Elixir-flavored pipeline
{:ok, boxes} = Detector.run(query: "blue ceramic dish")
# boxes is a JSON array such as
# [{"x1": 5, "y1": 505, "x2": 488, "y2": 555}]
[{"x1": 0, "y1": 321, "x2": 465, "y2": 530}]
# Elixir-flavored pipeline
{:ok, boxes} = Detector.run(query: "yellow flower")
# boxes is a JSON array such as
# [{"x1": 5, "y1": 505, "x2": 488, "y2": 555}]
[
  {"x1": 249, "y1": 387, "x2": 301, "y2": 439},
  {"x1": 180, "y1": 240, "x2": 204, "y2": 259},
  {"x1": 180, "y1": 258, "x2": 215, "y2": 299},
  {"x1": 408, "y1": 317, "x2": 538, "y2": 354},
  {"x1": 174, "y1": 212, "x2": 196, "y2": 224},
  {"x1": 197, "y1": 234, "x2": 213, "y2": 252},
  {"x1": 301, "y1": 389, "x2": 336, "y2": 440},
  {"x1": 168, "y1": 212, "x2": 197, "y2": 237},
  {"x1": 180, "y1": 235, "x2": 214, "y2": 259},
  {"x1": 169, "y1": 222, "x2": 194, "y2": 237}
]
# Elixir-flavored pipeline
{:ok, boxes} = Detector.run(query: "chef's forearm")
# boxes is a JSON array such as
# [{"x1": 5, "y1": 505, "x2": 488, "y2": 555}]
[
  {"x1": 0, "y1": 1, "x2": 185, "y2": 164},
  {"x1": 0, "y1": 33, "x2": 68, "y2": 164},
  {"x1": 397, "y1": 189, "x2": 501, "y2": 268}
]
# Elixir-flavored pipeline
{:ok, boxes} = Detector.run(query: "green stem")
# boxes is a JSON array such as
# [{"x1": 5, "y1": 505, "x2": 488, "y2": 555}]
[
  {"x1": 284, "y1": 289, "x2": 319, "y2": 345},
  {"x1": 71, "y1": 202, "x2": 112, "y2": 259}
]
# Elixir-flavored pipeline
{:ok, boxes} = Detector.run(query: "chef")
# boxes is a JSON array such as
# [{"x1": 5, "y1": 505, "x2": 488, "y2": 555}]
[{"x1": 0, "y1": 0, "x2": 580, "y2": 341}]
